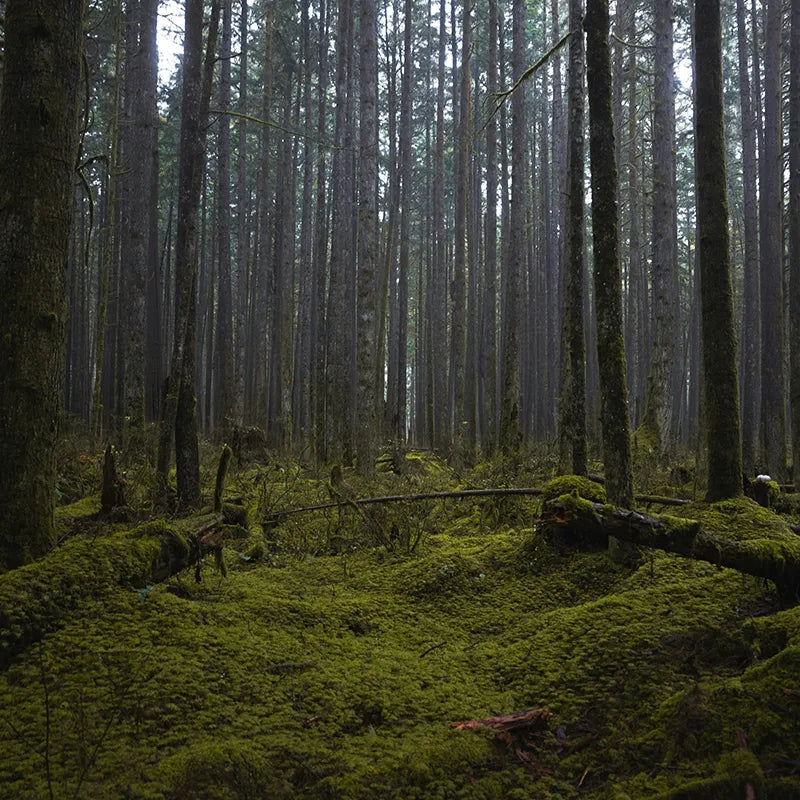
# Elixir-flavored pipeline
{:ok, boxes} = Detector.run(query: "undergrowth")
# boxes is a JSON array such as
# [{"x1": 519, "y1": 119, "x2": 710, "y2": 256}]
[{"x1": 1, "y1": 449, "x2": 799, "y2": 798}]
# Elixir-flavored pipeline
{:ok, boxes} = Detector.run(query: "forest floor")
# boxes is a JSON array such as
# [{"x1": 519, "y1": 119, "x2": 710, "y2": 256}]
[{"x1": 1, "y1": 443, "x2": 800, "y2": 799}]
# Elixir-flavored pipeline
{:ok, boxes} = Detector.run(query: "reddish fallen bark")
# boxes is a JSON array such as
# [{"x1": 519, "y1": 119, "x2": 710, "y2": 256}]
[
  {"x1": 450, "y1": 708, "x2": 552, "y2": 732},
  {"x1": 451, "y1": 708, "x2": 553, "y2": 773}
]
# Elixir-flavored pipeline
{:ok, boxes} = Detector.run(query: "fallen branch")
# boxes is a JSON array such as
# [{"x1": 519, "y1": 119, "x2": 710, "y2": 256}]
[
  {"x1": 541, "y1": 496, "x2": 800, "y2": 604},
  {"x1": 266, "y1": 486, "x2": 547, "y2": 522},
  {"x1": 419, "y1": 641, "x2": 447, "y2": 658},
  {"x1": 266, "y1": 485, "x2": 690, "y2": 523},
  {"x1": 634, "y1": 494, "x2": 691, "y2": 507}
]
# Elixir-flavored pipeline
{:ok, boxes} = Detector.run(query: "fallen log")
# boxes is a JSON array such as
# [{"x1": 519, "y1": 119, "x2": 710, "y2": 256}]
[
  {"x1": 265, "y1": 486, "x2": 547, "y2": 523},
  {"x1": 0, "y1": 514, "x2": 245, "y2": 670},
  {"x1": 265, "y1": 485, "x2": 689, "y2": 523},
  {"x1": 540, "y1": 494, "x2": 800, "y2": 605}
]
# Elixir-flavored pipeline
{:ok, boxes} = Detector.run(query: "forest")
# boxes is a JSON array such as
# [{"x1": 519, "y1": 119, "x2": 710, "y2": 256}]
[{"x1": 2, "y1": 0, "x2": 800, "y2": 796}]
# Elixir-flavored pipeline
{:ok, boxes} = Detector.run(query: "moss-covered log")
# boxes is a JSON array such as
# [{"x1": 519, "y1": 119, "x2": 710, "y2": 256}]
[
  {"x1": 541, "y1": 495, "x2": 800, "y2": 603},
  {"x1": 0, "y1": 521, "x2": 192, "y2": 670}
]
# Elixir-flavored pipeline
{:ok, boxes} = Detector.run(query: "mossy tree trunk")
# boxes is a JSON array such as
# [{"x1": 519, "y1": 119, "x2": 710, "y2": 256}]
[
  {"x1": 483, "y1": 0, "x2": 499, "y2": 455},
  {"x1": 499, "y1": 0, "x2": 525, "y2": 456},
  {"x1": 584, "y1": 0, "x2": 632, "y2": 507},
  {"x1": 156, "y1": 0, "x2": 219, "y2": 506},
  {"x1": 557, "y1": 0, "x2": 587, "y2": 476},
  {"x1": 431, "y1": 0, "x2": 449, "y2": 454},
  {"x1": 0, "y1": 0, "x2": 84, "y2": 569},
  {"x1": 450, "y1": 0, "x2": 470, "y2": 459},
  {"x1": 791, "y1": 0, "x2": 800, "y2": 488},
  {"x1": 694, "y1": 0, "x2": 743, "y2": 501}
]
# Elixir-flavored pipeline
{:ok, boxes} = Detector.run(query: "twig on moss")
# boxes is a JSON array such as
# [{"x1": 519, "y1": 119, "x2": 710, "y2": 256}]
[{"x1": 419, "y1": 641, "x2": 447, "y2": 658}]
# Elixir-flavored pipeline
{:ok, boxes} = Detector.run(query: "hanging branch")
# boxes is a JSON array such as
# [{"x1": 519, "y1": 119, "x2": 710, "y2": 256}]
[
  {"x1": 480, "y1": 30, "x2": 572, "y2": 133},
  {"x1": 208, "y1": 107, "x2": 345, "y2": 150}
]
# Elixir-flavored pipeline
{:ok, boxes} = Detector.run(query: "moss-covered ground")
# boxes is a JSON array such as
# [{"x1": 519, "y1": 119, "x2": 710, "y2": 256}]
[{"x1": 1, "y1": 452, "x2": 800, "y2": 798}]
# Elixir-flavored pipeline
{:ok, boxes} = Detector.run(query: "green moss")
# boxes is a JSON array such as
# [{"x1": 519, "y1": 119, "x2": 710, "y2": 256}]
[
  {"x1": 542, "y1": 475, "x2": 606, "y2": 504},
  {"x1": 2, "y1": 458, "x2": 800, "y2": 799},
  {"x1": 632, "y1": 422, "x2": 661, "y2": 458}
]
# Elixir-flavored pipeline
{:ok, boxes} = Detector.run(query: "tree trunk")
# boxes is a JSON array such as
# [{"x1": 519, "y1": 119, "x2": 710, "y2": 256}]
[
  {"x1": 267, "y1": 64, "x2": 294, "y2": 451},
  {"x1": 759, "y1": 0, "x2": 787, "y2": 479},
  {"x1": 234, "y1": 0, "x2": 249, "y2": 436},
  {"x1": 558, "y1": 0, "x2": 587, "y2": 475},
  {"x1": 450, "y1": 0, "x2": 470, "y2": 459},
  {"x1": 215, "y1": 0, "x2": 235, "y2": 438},
  {"x1": 737, "y1": 0, "x2": 761, "y2": 476},
  {"x1": 0, "y1": 0, "x2": 83, "y2": 568},
  {"x1": 499, "y1": 0, "x2": 525, "y2": 455},
  {"x1": 92, "y1": 8, "x2": 123, "y2": 443},
  {"x1": 120, "y1": 0, "x2": 160, "y2": 434},
  {"x1": 431, "y1": 0, "x2": 449, "y2": 454},
  {"x1": 584, "y1": 0, "x2": 632, "y2": 507},
  {"x1": 396, "y1": 0, "x2": 413, "y2": 449},
  {"x1": 156, "y1": 0, "x2": 220, "y2": 506},
  {"x1": 293, "y1": 0, "x2": 313, "y2": 451},
  {"x1": 483, "y1": 0, "x2": 499, "y2": 455},
  {"x1": 694, "y1": 0, "x2": 743, "y2": 501},
  {"x1": 311, "y1": 0, "x2": 329, "y2": 462},
  {"x1": 641, "y1": 0, "x2": 678, "y2": 455},
  {"x1": 325, "y1": 0, "x2": 355, "y2": 463},
  {"x1": 790, "y1": 0, "x2": 800, "y2": 487},
  {"x1": 356, "y1": 0, "x2": 379, "y2": 474}
]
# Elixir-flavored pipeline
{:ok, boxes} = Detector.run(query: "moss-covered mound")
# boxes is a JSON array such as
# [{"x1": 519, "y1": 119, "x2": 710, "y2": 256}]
[{"x1": 1, "y1": 461, "x2": 799, "y2": 799}]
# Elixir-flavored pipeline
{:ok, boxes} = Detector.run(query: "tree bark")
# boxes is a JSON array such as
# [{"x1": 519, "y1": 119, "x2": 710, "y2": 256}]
[
  {"x1": 694, "y1": 0, "x2": 743, "y2": 501},
  {"x1": 759, "y1": 0, "x2": 787, "y2": 478},
  {"x1": 450, "y1": 0, "x2": 470, "y2": 459},
  {"x1": 431, "y1": 0, "x2": 449, "y2": 454},
  {"x1": 736, "y1": 0, "x2": 761, "y2": 476},
  {"x1": 790, "y1": 0, "x2": 800, "y2": 487},
  {"x1": 356, "y1": 0, "x2": 379, "y2": 474},
  {"x1": 396, "y1": 0, "x2": 413, "y2": 449},
  {"x1": 558, "y1": 0, "x2": 587, "y2": 476},
  {"x1": 293, "y1": 0, "x2": 314, "y2": 451},
  {"x1": 215, "y1": 0, "x2": 235, "y2": 438},
  {"x1": 482, "y1": 0, "x2": 499, "y2": 456},
  {"x1": 641, "y1": 0, "x2": 678, "y2": 454},
  {"x1": 311, "y1": 0, "x2": 329, "y2": 462},
  {"x1": 584, "y1": 0, "x2": 632, "y2": 506},
  {"x1": 499, "y1": 0, "x2": 525, "y2": 455},
  {"x1": 0, "y1": 0, "x2": 84, "y2": 569},
  {"x1": 156, "y1": 0, "x2": 220, "y2": 506}
]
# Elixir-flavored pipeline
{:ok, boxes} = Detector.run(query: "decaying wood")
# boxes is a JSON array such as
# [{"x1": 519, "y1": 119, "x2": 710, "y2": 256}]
[
  {"x1": 541, "y1": 497, "x2": 800, "y2": 604},
  {"x1": 100, "y1": 443, "x2": 126, "y2": 514},
  {"x1": 451, "y1": 707, "x2": 552, "y2": 733},
  {"x1": 214, "y1": 444, "x2": 233, "y2": 512}
]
